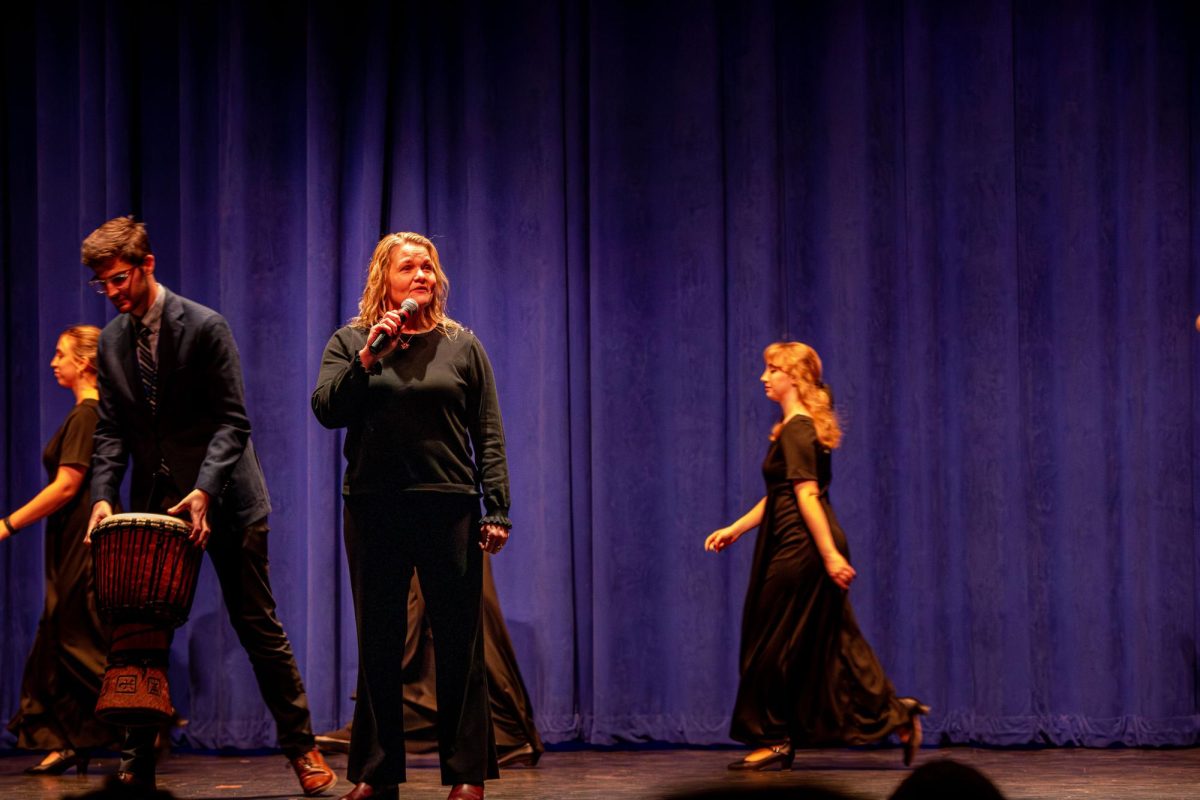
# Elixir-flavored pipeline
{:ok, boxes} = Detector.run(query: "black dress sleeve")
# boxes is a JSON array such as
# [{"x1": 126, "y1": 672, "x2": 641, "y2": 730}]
[
  {"x1": 778, "y1": 418, "x2": 819, "y2": 482},
  {"x1": 311, "y1": 326, "x2": 374, "y2": 430},
  {"x1": 57, "y1": 404, "x2": 99, "y2": 470},
  {"x1": 463, "y1": 334, "x2": 511, "y2": 520}
]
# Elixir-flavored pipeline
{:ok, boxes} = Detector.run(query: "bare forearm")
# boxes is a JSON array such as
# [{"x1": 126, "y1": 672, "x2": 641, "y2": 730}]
[
  {"x1": 794, "y1": 481, "x2": 855, "y2": 589},
  {"x1": 796, "y1": 492, "x2": 838, "y2": 558},
  {"x1": 729, "y1": 497, "x2": 767, "y2": 536},
  {"x1": 7, "y1": 475, "x2": 81, "y2": 530},
  {"x1": 705, "y1": 497, "x2": 767, "y2": 552}
]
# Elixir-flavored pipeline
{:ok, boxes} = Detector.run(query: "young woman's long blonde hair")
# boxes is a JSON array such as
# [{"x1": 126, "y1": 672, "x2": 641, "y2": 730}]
[
  {"x1": 350, "y1": 232, "x2": 459, "y2": 332},
  {"x1": 61, "y1": 325, "x2": 101, "y2": 374},
  {"x1": 764, "y1": 341, "x2": 842, "y2": 449}
]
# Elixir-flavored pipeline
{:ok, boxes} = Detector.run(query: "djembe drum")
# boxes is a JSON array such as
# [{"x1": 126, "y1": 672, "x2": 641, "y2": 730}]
[{"x1": 91, "y1": 513, "x2": 203, "y2": 726}]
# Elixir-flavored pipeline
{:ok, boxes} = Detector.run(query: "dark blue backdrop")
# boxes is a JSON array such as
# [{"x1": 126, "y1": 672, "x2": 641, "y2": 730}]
[{"x1": 3, "y1": 0, "x2": 1198, "y2": 749}]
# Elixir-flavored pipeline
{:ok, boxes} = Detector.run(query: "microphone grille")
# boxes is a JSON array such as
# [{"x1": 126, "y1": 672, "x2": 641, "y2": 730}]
[{"x1": 401, "y1": 298, "x2": 420, "y2": 314}]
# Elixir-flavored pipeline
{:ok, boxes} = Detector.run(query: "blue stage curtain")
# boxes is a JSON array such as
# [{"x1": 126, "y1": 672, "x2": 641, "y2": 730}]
[{"x1": 2, "y1": 0, "x2": 1198, "y2": 748}]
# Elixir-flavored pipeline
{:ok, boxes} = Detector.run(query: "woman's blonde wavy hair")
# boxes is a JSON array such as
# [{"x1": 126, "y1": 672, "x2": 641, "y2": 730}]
[
  {"x1": 61, "y1": 325, "x2": 101, "y2": 375},
  {"x1": 765, "y1": 341, "x2": 842, "y2": 449},
  {"x1": 350, "y1": 232, "x2": 459, "y2": 332}
]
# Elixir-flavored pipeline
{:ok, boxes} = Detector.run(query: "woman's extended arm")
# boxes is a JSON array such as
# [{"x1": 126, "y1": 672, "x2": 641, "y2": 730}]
[
  {"x1": 704, "y1": 497, "x2": 767, "y2": 552},
  {"x1": 1, "y1": 466, "x2": 86, "y2": 542}
]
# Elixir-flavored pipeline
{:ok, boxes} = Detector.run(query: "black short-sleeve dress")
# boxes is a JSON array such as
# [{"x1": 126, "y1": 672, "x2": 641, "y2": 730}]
[
  {"x1": 7, "y1": 399, "x2": 117, "y2": 750},
  {"x1": 730, "y1": 414, "x2": 909, "y2": 747}
]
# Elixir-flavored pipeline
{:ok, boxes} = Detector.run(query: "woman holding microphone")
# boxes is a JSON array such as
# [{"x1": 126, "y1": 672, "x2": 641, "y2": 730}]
[{"x1": 313, "y1": 232, "x2": 511, "y2": 800}]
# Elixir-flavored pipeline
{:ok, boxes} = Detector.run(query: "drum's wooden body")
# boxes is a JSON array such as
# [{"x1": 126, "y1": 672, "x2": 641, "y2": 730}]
[{"x1": 91, "y1": 513, "x2": 203, "y2": 726}]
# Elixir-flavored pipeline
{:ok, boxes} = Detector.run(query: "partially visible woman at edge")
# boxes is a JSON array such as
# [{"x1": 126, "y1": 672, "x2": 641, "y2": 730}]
[
  {"x1": 705, "y1": 342, "x2": 927, "y2": 770},
  {"x1": 313, "y1": 232, "x2": 511, "y2": 800},
  {"x1": 3, "y1": 325, "x2": 118, "y2": 774}
]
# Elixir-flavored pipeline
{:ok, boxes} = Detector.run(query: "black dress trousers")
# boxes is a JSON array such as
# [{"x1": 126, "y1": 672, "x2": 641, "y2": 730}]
[{"x1": 343, "y1": 492, "x2": 497, "y2": 787}]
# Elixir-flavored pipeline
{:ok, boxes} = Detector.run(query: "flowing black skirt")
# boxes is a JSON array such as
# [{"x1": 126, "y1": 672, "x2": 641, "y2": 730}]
[
  {"x1": 730, "y1": 484, "x2": 909, "y2": 747},
  {"x1": 8, "y1": 517, "x2": 118, "y2": 751}
]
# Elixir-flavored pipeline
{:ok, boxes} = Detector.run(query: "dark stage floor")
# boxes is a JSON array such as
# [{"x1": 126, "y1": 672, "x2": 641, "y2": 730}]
[{"x1": 1, "y1": 746, "x2": 1197, "y2": 800}]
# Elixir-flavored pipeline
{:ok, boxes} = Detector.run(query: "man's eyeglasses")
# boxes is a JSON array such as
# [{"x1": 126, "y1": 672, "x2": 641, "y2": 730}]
[{"x1": 88, "y1": 268, "x2": 138, "y2": 294}]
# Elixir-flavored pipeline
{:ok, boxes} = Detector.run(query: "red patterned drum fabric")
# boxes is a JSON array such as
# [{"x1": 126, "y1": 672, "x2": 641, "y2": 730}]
[{"x1": 91, "y1": 512, "x2": 202, "y2": 626}]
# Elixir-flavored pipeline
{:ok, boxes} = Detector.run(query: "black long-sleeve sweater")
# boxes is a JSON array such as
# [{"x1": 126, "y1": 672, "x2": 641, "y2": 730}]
[{"x1": 311, "y1": 324, "x2": 510, "y2": 519}]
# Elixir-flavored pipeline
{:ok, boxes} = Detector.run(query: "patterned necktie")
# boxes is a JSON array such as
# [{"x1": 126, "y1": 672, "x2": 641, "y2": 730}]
[{"x1": 136, "y1": 323, "x2": 157, "y2": 412}]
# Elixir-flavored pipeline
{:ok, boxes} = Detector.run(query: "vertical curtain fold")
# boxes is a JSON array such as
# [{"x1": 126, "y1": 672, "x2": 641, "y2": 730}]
[{"x1": 2, "y1": 0, "x2": 1197, "y2": 748}]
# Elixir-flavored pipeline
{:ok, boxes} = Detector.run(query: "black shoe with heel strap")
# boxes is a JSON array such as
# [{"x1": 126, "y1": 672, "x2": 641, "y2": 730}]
[
  {"x1": 24, "y1": 749, "x2": 90, "y2": 776},
  {"x1": 898, "y1": 697, "x2": 930, "y2": 767},
  {"x1": 727, "y1": 744, "x2": 794, "y2": 771}
]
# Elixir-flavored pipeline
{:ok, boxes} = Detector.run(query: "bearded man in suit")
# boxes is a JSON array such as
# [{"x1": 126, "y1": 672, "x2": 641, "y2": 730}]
[{"x1": 82, "y1": 216, "x2": 337, "y2": 796}]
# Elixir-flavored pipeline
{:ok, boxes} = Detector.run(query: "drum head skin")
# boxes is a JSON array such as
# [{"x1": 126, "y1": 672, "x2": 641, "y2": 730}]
[{"x1": 93, "y1": 512, "x2": 190, "y2": 532}]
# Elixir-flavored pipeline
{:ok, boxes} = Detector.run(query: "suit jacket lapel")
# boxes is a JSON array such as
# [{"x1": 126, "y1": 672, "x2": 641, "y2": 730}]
[
  {"x1": 119, "y1": 315, "x2": 145, "y2": 410},
  {"x1": 156, "y1": 289, "x2": 183, "y2": 407}
]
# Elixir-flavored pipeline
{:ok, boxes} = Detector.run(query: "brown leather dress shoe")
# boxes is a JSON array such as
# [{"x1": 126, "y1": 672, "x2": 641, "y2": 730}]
[
  {"x1": 447, "y1": 784, "x2": 484, "y2": 800},
  {"x1": 338, "y1": 783, "x2": 400, "y2": 800},
  {"x1": 290, "y1": 748, "x2": 338, "y2": 796}
]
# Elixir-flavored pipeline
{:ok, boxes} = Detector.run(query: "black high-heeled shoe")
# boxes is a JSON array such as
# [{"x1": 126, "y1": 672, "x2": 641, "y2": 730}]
[
  {"x1": 24, "y1": 749, "x2": 90, "y2": 776},
  {"x1": 898, "y1": 697, "x2": 930, "y2": 767},
  {"x1": 727, "y1": 744, "x2": 794, "y2": 771},
  {"x1": 496, "y1": 742, "x2": 542, "y2": 768}
]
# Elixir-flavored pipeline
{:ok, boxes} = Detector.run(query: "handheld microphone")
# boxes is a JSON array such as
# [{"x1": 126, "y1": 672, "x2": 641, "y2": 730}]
[{"x1": 368, "y1": 298, "x2": 421, "y2": 354}]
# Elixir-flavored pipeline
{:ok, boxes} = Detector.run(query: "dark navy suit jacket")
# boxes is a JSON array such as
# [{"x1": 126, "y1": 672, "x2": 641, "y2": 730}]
[{"x1": 91, "y1": 287, "x2": 271, "y2": 529}]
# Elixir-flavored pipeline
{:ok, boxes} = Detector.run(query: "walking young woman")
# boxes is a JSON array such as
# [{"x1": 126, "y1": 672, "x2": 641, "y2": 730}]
[
  {"x1": 4, "y1": 326, "x2": 118, "y2": 774},
  {"x1": 706, "y1": 342, "x2": 927, "y2": 769}
]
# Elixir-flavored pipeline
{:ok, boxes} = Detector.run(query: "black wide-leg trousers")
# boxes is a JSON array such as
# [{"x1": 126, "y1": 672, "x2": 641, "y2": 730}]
[{"x1": 344, "y1": 492, "x2": 497, "y2": 788}]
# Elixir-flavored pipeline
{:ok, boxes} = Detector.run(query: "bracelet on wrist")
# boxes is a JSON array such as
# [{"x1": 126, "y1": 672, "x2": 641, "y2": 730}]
[
  {"x1": 480, "y1": 512, "x2": 512, "y2": 530},
  {"x1": 2, "y1": 516, "x2": 16, "y2": 536}
]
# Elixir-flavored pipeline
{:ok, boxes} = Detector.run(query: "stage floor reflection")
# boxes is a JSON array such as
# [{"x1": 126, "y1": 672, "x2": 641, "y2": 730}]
[{"x1": 1, "y1": 745, "x2": 1197, "y2": 799}]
